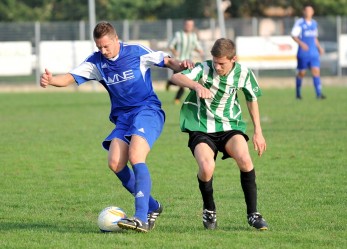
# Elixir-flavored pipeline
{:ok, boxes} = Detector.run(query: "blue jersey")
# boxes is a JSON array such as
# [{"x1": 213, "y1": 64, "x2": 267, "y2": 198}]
[
  {"x1": 291, "y1": 18, "x2": 319, "y2": 58},
  {"x1": 70, "y1": 42, "x2": 168, "y2": 123}
]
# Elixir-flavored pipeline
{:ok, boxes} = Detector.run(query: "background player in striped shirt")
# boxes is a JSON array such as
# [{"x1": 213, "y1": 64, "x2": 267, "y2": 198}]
[
  {"x1": 170, "y1": 38, "x2": 268, "y2": 230},
  {"x1": 40, "y1": 21, "x2": 193, "y2": 233},
  {"x1": 291, "y1": 4, "x2": 326, "y2": 100},
  {"x1": 166, "y1": 19, "x2": 204, "y2": 104}
]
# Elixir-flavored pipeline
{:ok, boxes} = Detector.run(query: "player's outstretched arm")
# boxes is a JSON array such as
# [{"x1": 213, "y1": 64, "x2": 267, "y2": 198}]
[
  {"x1": 170, "y1": 73, "x2": 212, "y2": 99},
  {"x1": 40, "y1": 68, "x2": 75, "y2": 88},
  {"x1": 246, "y1": 101, "x2": 266, "y2": 157},
  {"x1": 164, "y1": 57, "x2": 194, "y2": 72}
]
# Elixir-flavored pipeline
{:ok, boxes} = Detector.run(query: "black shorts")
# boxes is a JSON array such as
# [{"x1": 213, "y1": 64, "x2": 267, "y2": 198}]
[{"x1": 188, "y1": 130, "x2": 249, "y2": 160}]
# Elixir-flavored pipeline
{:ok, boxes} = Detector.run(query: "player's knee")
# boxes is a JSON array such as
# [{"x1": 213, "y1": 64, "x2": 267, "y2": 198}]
[
  {"x1": 235, "y1": 154, "x2": 253, "y2": 171},
  {"x1": 298, "y1": 71, "x2": 306, "y2": 78},
  {"x1": 108, "y1": 158, "x2": 123, "y2": 173},
  {"x1": 198, "y1": 160, "x2": 215, "y2": 180},
  {"x1": 198, "y1": 171, "x2": 214, "y2": 182},
  {"x1": 128, "y1": 153, "x2": 145, "y2": 166}
]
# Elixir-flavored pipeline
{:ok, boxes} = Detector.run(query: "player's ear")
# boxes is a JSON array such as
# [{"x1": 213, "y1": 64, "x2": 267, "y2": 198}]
[{"x1": 231, "y1": 56, "x2": 237, "y2": 62}]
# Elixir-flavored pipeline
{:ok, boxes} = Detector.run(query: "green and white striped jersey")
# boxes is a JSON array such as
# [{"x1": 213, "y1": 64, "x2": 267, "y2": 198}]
[
  {"x1": 180, "y1": 60, "x2": 262, "y2": 133},
  {"x1": 168, "y1": 31, "x2": 202, "y2": 60}
]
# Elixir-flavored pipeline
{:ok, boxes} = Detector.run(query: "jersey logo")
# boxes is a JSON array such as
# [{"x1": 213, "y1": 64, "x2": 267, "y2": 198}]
[
  {"x1": 303, "y1": 29, "x2": 317, "y2": 37},
  {"x1": 228, "y1": 87, "x2": 236, "y2": 94},
  {"x1": 101, "y1": 63, "x2": 107, "y2": 68},
  {"x1": 105, "y1": 70, "x2": 135, "y2": 85}
]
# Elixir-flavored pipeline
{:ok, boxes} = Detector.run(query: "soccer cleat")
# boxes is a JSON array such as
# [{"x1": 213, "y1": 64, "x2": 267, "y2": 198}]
[
  {"x1": 147, "y1": 202, "x2": 163, "y2": 230},
  {"x1": 317, "y1": 94, "x2": 326, "y2": 100},
  {"x1": 174, "y1": 99, "x2": 181, "y2": 105},
  {"x1": 247, "y1": 212, "x2": 268, "y2": 230},
  {"x1": 202, "y1": 209, "x2": 217, "y2": 229},
  {"x1": 117, "y1": 217, "x2": 149, "y2": 233},
  {"x1": 166, "y1": 81, "x2": 171, "y2": 91},
  {"x1": 296, "y1": 96, "x2": 302, "y2": 100}
]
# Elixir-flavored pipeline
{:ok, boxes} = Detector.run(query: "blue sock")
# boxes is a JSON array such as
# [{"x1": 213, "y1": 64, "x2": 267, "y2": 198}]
[
  {"x1": 133, "y1": 163, "x2": 151, "y2": 223},
  {"x1": 313, "y1": 76, "x2": 322, "y2": 97},
  {"x1": 115, "y1": 165, "x2": 136, "y2": 196},
  {"x1": 115, "y1": 165, "x2": 159, "y2": 213},
  {"x1": 296, "y1": 76, "x2": 302, "y2": 98}
]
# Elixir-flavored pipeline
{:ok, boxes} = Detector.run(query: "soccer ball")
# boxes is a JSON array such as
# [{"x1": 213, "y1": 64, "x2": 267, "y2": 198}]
[{"x1": 97, "y1": 206, "x2": 126, "y2": 232}]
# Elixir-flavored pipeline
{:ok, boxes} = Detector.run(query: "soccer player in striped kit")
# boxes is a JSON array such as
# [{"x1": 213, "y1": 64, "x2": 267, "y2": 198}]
[
  {"x1": 40, "y1": 21, "x2": 193, "y2": 233},
  {"x1": 291, "y1": 4, "x2": 326, "y2": 100},
  {"x1": 170, "y1": 38, "x2": 268, "y2": 230},
  {"x1": 166, "y1": 19, "x2": 204, "y2": 104}
]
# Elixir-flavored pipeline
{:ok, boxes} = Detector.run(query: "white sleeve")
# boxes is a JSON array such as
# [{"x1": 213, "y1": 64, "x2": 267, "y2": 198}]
[
  {"x1": 291, "y1": 26, "x2": 301, "y2": 37},
  {"x1": 291, "y1": 19, "x2": 302, "y2": 37},
  {"x1": 70, "y1": 61, "x2": 102, "y2": 81}
]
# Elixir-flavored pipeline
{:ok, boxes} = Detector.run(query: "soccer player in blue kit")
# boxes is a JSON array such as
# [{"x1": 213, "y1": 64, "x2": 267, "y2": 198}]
[
  {"x1": 40, "y1": 21, "x2": 193, "y2": 233},
  {"x1": 291, "y1": 4, "x2": 326, "y2": 100}
]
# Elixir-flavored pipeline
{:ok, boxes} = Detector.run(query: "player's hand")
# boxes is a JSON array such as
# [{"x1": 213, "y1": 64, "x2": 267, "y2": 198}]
[
  {"x1": 193, "y1": 83, "x2": 212, "y2": 99},
  {"x1": 40, "y1": 68, "x2": 52, "y2": 88},
  {"x1": 300, "y1": 43, "x2": 309, "y2": 51},
  {"x1": 179, "y1": 59, "x2": 194, "y2": 70},
  {"x1": 252, "y1": 132, "x2": 266, "y2": 157}
]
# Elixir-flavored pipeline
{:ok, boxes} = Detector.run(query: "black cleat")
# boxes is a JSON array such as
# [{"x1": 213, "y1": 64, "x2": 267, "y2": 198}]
[
  {"x1": 317, "y1": 94, "x2": 326, "y2": 100},
  {"x1": 203, "y1": 209, "x2": 217, "y2": 230},
  {"x1": 118, "y1": 217, "x2": 149, "y2": 233},
  {"x1": 247, "y1": 212, "x2": 268, "y2": 230},
  {"x1": 147, "y1": 202, "x2": 163, "y2": 230}
]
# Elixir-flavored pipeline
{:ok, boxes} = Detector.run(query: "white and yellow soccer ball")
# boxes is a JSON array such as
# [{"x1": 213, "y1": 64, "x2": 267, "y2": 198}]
[{"x1": 97, "y1": 206, "x2": 126, "y2": 232}]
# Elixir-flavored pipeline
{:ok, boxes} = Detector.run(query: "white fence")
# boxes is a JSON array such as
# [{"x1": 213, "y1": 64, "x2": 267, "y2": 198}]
[{"x1": 0, "y1": 17, "x2": 346, "y2": 84}]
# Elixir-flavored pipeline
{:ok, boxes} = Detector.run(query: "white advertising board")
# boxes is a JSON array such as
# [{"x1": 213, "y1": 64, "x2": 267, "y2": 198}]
[
  {"x1": 339, "y1": 35, "x2": 347, "y2": 67},
  {"x1": 0, "y1": 42, "x2": 32, "y2": 76},
  {"x1": 39, "y1": 41, "x2": 95, "y2": 74},
  {"x1": 236, "y1": 36, "x2": 298, "y2": 69}
]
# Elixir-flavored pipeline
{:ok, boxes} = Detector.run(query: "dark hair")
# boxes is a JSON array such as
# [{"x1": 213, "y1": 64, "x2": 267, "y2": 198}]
[
  {"x1": 93, "y1": 21, "x2": 117, "y2": 39},
  {"x1": 303, "y1": 3, "x2": 314, "y2": 9},
  {"x1": 210, "y1": 38, "x2": 236, "y2": 59}
]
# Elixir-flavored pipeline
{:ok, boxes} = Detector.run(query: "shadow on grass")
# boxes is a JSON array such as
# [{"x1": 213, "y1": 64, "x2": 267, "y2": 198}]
[
  {"x1": 0, "y1": 221, "x2": 100, "y2": 234},
  {"x1": 157, "y1": 222, "x2": 252, "y2": 233}
]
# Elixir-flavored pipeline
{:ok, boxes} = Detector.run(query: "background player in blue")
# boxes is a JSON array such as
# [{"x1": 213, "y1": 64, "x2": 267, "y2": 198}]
[
  {"x1": 40, "y1": 21, "x2": 193, "y2": 233},
  {"x1": 291, "y1": 4, "x2": 326, "y2": 100}
]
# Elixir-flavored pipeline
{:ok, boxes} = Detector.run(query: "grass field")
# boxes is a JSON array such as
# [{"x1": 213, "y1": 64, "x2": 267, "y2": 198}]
[{"x1": 1, "y1": 86, "x2": 346, "y2": 249}]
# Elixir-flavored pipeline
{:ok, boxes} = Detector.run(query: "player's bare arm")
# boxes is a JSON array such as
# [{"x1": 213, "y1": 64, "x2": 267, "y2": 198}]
[
  {"x1": 292, "y1": 37, "x2": 309, "y2": 51},
  {"x1": 246, "y1": 101, "x2": 266, "y2": 157},
  {"x1": 164, "y1": 57, "x2": 194, "y2": 72},
  {"x1": 40, "y1": 68, "x2": 75, "y2": 88},
  {"x1": 170, "y1": 48, "x2": 178, "y2": 58},
  {"x1": 170, "y1": 73, "x2": 212, "y2": 99},
  {"x1": 315, "y1": 38, "x2": 324, "y2": 54}
]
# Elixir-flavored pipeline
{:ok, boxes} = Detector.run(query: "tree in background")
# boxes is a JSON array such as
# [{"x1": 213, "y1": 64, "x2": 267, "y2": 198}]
[
  {"x1": 0, "y1": 0, "x2": 346, "y2": 22},
  {"x1": 0, "y1": 0, "x2": 88, "y2": 21},
  {"x1": 225, "y1": 0, "x2": 347, "y2": 17}
]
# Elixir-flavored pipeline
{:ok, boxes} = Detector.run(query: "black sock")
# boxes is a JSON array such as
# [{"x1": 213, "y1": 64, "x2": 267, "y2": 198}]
[
  {"x1": 240, "y1": 169, "x2": 257, "y2": 214},
  {"x1": 198, "y1": 176, "x2": 216, "y2": 211}
]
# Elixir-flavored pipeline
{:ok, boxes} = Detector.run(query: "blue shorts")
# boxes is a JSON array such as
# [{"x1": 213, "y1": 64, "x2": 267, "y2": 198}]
[
  {"x1": 297, "y1": 55, "x2": 320, "y2": 70},
  {"x1": 102, "y1": 107, "x2": 165, "y2": 150}
]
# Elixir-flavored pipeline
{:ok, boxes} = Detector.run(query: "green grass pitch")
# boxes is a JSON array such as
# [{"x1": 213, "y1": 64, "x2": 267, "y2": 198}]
[{"x1": 0, "y1": 86, "x2": 346, "y2": 248}]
